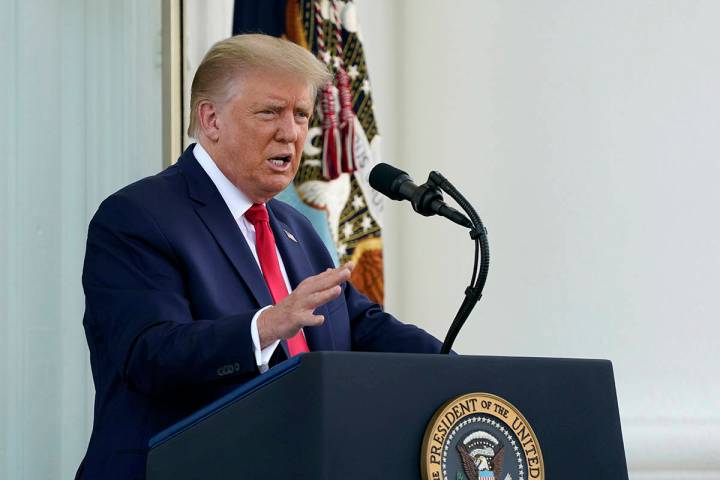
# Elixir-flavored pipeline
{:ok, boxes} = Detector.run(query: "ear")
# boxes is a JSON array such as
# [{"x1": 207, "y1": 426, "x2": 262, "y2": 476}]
[{"x1": 198, "y1": 100, "x2": 221, "y2": 142}]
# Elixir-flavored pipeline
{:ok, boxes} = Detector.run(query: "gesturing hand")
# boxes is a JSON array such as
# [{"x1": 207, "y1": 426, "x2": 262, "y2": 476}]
[{"x1": 257, "y1": 262, "x2": 354, "y2": 348}]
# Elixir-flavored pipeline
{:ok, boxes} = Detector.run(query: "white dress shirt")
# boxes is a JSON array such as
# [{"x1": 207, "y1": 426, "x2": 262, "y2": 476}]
[{"x1": 193, "y1": 142, "x2": 290, "y2": 373}]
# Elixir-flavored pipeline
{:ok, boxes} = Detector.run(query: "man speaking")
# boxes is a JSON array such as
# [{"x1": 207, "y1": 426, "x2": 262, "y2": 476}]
[{"x1": 77, "y1": 34, "x2": 442, "y2": 479}]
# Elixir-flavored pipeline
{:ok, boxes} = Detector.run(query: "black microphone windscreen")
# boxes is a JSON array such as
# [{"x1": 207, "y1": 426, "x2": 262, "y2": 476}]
[{"x1": 369, "y1": 163, "x2": 409, "y2": 201}]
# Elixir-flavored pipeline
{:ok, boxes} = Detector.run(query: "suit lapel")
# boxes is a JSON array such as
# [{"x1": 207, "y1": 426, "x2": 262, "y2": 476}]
[
  {"x1": 268, "y1": 201, "x2": 336, "y2": 352},
  {"x1": 177, "y1": 146, "x2": 335, "y2": 353},
  {"x1": 177, "y1": 147, "x2": 273, "y2": 309}
]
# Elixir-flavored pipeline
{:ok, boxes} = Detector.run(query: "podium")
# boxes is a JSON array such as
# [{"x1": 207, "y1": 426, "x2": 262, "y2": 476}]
[{"x1": 146, "y1": 352, "x2": 628, "y2": 479}]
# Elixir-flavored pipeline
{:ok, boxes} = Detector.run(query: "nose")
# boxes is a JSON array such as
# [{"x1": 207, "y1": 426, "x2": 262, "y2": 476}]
[{"x1": 275, "y1": 110, "x2": 300, "y2": 143}]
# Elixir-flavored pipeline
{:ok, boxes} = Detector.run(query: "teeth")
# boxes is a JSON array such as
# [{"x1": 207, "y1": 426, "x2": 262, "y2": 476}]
[{"x1": 270, "y1": 156, "x2": 290, "y2": 167}]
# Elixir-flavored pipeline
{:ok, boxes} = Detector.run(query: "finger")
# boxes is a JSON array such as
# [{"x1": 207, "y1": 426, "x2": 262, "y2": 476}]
[
  {"x1": 300, "y1": 283, "x2": 343, "y2": 310},
  {"x1": 299, "y1": 265, "x2": 352, "y2": 293},
  {"x1": 299, "y1": 313, "x2": 325, "y2": 328},
  {"x1": 304, "y1": 284, "x2": 343, "y2": 310}
]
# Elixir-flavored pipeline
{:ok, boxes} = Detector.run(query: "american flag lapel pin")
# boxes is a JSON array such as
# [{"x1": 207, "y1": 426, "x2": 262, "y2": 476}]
[{"x1": 284, "y1": 229, "x2": 298, "y2": 243}]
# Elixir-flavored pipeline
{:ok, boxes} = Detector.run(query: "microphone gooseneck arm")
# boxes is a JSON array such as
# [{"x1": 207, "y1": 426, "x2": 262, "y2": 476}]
[
  {"x1": 426, "y1": 171, "x2": 489, "y2": 354},
  {"x1": 368, "y1": 162, "x2": 489, "y2": 353}
]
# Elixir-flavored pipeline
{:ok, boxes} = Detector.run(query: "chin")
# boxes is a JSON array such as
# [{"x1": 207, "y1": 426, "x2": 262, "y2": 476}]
[{"x1": 262, "y1": 181, "x2": 293, "y2": 199}]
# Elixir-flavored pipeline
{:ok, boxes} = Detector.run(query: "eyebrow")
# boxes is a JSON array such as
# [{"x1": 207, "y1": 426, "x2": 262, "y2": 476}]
[
  {"x1": 250, "y1": 100, "x2": 312, "y2": 113},
  {"x1": 250, "y1": 101, "x2": 286, "y2": 110}
]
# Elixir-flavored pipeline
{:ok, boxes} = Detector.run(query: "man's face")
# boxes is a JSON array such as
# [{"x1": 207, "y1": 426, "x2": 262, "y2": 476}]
[{"x1": 211, "y1": 69, "x2": 313, "y2": 203}]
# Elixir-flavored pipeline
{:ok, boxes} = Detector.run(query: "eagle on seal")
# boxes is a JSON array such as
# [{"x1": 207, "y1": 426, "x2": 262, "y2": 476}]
[{"x1": 457, "y1": 434, "x2": 506, "y2": 480}]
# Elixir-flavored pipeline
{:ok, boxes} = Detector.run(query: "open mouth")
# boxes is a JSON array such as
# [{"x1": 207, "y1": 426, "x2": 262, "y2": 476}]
[{"x1": 269, "y1": 155, "x2": 292, "y2": 167}]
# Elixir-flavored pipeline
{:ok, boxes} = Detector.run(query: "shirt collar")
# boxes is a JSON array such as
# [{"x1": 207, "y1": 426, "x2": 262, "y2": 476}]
[{"x1": 193, "y1": 142, "x2": 257, "y2": 220}]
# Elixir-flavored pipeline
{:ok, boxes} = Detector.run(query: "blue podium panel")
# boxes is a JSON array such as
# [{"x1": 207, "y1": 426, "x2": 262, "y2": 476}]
[{"x1": 147, "y1": 352, "x2": 628, "y2": 480}]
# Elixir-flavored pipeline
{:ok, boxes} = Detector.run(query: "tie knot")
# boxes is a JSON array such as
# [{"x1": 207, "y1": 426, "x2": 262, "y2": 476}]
[{"x1": 245, "y1": 203, "x2": 269, "y2": 225}]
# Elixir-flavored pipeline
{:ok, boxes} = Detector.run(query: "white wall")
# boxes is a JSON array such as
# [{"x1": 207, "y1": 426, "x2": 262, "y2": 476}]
[
  {"x1": 3, "y1": 1, "x2": 718, "y2": 478},
  {"x1": 0, "y1": 1, "x2": 164, "y2": 478},
  {"x1": 358, "y1": 0, "x2": 720, "y2": 478}
]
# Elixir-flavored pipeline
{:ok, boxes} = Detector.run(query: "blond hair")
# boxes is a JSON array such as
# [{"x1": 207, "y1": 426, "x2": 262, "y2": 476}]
[{"x1": 187, "y1": 34, "x2": 332, "y2": 138}]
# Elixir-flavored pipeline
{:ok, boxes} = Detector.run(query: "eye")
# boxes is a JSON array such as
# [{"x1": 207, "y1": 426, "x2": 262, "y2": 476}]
[
  {"x1": 295, "y1": 110, "x2": 310, "y2": 120},
  {"x1": 256, "y1": 108, "x2": 279, "y2": 118}
]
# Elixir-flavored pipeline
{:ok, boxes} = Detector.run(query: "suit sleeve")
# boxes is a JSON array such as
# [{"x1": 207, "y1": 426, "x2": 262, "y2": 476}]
[
  {"x1": 344, "y1": 282, "x2": 444, "y2": 354},
  {"x1": 82, "y1": 193, "x2": 258, "y2": 396}
]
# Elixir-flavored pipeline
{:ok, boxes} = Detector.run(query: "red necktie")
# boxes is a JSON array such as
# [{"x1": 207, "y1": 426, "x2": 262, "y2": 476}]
[{"x1": 245, "y1": 204, "x2": 310, "y2": 356}]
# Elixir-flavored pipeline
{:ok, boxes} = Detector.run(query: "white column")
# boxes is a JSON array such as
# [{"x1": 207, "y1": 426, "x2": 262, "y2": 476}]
[
  {"x1": 0, "y1": 0, "x2": 163, "y2": 478},
  {"x1": 182, "y1": 0, "x2": 234, "y2": 148}
]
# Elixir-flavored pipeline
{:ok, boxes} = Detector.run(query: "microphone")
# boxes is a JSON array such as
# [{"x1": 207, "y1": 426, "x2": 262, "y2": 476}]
[{"x1": 369, "y1": 163, "x2": 472, "y2": 228}]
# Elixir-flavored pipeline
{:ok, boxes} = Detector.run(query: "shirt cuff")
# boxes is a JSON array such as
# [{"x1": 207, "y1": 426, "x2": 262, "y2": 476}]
[{"x1": 251, "y1": 306, "x2": 280, "y2": 373}]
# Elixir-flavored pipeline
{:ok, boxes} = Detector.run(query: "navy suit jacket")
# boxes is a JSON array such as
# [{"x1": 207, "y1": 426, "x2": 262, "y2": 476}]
[{"x1": 78, "y1": 145, "x2": 442, "y2": 479}]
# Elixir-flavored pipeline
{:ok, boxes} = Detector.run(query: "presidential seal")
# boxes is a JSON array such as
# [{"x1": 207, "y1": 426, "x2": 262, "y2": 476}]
[{"x1": 421, "y1": 393, "x2": 544, "y2": 480}]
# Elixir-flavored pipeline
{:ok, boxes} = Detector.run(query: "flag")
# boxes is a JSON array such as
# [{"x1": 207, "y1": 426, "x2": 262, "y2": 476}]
[{"x1": 234, "y1": 0, "x2": 386, "y2": 305}]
